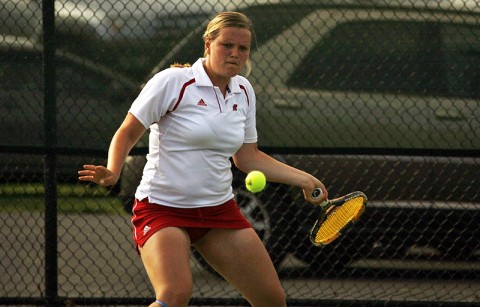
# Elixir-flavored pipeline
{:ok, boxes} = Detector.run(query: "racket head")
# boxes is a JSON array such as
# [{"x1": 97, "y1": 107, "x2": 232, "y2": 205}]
[{"x1": 310, "y1": 191, "x2": 367, "y2": 246}]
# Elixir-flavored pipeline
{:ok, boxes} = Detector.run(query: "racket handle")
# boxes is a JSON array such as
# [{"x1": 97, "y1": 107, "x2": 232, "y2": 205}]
[{"x1": 312, "y1": 188, "x2": 323, "y2": 198}]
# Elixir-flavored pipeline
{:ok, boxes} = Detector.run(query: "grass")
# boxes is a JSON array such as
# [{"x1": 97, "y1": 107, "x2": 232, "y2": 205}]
[{"x1": 0, "y1": 183, "x2": 125, "y2": 214}]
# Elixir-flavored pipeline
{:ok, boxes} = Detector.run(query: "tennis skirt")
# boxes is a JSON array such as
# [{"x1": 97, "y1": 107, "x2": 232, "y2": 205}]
[{"x1": 131, "y1": 197, "x2": 252, "y2": 250}]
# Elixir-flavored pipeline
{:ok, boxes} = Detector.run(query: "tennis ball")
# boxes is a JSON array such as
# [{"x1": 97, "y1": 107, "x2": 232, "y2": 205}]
[{"x1": 245, "y1": 170, "x2": 266, "y2": 193}]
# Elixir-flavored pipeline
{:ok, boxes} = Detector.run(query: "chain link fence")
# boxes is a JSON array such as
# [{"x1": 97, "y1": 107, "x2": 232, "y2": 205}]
[{"x1": 1, "y1": 0, "x2": 479, "y2": 306}]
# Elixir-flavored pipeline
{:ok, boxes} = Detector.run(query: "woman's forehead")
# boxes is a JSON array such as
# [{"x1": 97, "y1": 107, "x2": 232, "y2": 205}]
[{"x1": 216, "y1": 27, "x2": 251, "y2": 43}]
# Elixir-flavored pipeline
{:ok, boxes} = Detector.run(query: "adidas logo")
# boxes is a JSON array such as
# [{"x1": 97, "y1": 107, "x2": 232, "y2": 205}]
[{"x1": 197, "y1": 99, "x2": 207, "y2": 106}]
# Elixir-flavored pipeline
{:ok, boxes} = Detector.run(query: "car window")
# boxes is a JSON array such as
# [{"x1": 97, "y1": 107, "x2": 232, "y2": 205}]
[
  {"x1": 157, "y1": 4, "x2": 312, "y2": 72},
  {"x1": 0, "y1": 54, "x2": 42, "y2": 90},
  {"x1": 0, "y1": 50, "x2": 134, "y2": 148},
  {"x1": 54, "y1": 59, "x2": 134, "y2": 149},
  {"x1": 0, "y1": 51, "x2": 44, "y2": 147},
  {"x1": 288, "y1": 21, "x2": 480, "y2": 99},
  {"x1": 56, "y1": 60, "x2": 114, "y2": 96},
  {"x1": 244, "y1": 5, "x2": 312, "y2": 47},
  {"x1": 442, "y1": 24, "x2": 480, "y2": 99}
]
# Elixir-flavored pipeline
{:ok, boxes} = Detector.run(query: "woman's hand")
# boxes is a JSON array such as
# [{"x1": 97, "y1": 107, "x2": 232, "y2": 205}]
[
  {"x1": 303, "y1": 179, "x2": 328, "y2": 206},
  {"x1": 78, "y1": 165, "x2": 119, "y2": 187},
  {"x1": 77, "y1": 114, "x2": 145, "y2": 187}
]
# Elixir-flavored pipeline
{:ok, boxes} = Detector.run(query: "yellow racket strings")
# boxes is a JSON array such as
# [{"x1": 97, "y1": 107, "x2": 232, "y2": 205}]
[{"x1": 314, "y1": 196, "x2": 365, "y2": 245}]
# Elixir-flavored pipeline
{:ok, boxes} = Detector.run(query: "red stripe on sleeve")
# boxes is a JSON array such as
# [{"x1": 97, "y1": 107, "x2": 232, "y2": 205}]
[
  {"x1": 239, "y1": 85, "x2": 250, "y2": 106},
  {"x1": 171, "y1": 78, "x2": 196, "y2": 112}
]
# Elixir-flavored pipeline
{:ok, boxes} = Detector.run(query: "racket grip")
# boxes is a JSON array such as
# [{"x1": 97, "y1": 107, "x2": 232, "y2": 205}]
[{"x1": 312, "y1": 188, "x2": 323, "y2": 198}]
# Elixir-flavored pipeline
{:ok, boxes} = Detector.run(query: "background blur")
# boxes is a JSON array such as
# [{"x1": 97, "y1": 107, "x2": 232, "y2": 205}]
[{"x1": 0, "y1": 0, "x2": 479, "y2": 306}]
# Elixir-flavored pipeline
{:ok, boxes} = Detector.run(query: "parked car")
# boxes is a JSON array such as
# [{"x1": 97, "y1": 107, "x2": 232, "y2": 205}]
[{"x1": 0, "y1": 36, "x2": 139, "y2": 181}]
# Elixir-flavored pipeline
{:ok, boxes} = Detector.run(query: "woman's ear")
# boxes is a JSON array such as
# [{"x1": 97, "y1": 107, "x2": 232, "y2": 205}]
[{"x1": 204, "y1": 39, "x2": 211, "y2": 55}]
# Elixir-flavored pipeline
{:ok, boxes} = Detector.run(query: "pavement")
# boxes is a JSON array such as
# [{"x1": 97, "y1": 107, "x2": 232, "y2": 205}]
[{"x1": 1, "y1": 212, "x2": 479, "y2": 304}]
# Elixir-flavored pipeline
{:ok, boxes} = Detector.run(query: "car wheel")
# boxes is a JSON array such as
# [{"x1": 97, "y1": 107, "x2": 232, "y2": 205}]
[
  {"x1": 118, "y1": 155, "x2": 145, "y2": 213},
  {"x1": 235, "y1": 188, "x2": 271, "y2": 243}
]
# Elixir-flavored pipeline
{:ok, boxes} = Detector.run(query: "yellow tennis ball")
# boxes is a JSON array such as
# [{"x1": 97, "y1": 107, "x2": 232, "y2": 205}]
[{"x1": 245, "y1": 170, "x2": 266, "y2": 193}]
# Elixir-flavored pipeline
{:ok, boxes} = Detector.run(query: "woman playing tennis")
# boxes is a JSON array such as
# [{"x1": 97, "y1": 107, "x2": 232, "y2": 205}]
[{"x1": 79, "y1": 11, "x2": 327, "y2": 307}]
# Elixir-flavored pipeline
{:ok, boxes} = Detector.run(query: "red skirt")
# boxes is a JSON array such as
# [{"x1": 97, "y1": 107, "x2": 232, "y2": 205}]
[{"x1": 131, "y1": 197, "x2": 252, "y2": 249}]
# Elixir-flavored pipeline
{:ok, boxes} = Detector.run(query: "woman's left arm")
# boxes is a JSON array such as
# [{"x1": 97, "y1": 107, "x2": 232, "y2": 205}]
[{"x1": 233, "y1": 143, "x2": 328, "y2": 204}]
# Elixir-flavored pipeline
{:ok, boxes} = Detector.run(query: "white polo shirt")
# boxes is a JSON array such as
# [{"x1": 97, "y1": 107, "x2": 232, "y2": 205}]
[{"x1": 129, "y1": 58, "x2": 257, "y2": 208}]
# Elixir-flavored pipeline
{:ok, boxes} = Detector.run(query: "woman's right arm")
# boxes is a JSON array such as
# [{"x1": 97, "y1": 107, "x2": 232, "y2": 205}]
[{"x1": 78, "y1": 113, "x2": 146, "y2": 186}]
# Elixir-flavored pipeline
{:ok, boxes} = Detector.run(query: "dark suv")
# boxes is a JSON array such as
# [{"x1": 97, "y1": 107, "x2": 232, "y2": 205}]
[{"x1": 119, "y1": 1, "x2": 480, "y2": 275}]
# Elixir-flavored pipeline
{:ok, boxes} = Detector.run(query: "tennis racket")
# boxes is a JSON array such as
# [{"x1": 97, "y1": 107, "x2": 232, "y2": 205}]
[{"x1": 309, "y1": 189, "x2": 367, "y2": 246}]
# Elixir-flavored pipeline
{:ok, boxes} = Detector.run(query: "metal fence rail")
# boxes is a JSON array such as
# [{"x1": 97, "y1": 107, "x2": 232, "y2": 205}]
[{"x1": 1, "y1": 0, "x2": 479, "y2": 306}]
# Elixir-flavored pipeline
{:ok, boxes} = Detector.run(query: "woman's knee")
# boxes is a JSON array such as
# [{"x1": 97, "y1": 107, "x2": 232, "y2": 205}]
[
  {"x1": 249, "y1": 286, "x2": 286, "y2": 307},
  {"x1": 154, "y1": 284, "x2": 192, "y2": 307},
  {"x1": 140, "y1": 229, "x2": 193, "y2": 307}
]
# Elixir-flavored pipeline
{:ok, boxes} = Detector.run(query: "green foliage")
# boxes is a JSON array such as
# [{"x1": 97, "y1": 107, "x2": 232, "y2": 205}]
[{"x1": 0, "y1": 183, "x2": 124, "y2": 214}]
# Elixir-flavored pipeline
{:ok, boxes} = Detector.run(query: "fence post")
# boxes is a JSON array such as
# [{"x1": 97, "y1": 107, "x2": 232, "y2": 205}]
[{"x1": 42, "y1": 0, "x2": 58, "y2": 306}]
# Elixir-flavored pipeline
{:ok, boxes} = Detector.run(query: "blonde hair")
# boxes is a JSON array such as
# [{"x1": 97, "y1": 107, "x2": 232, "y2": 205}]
[
  {"x1": 170, "y1": 63, "x2": 191, "y2": 68},
  {"x1": 203, "y1": 11, "x2": 254, "y2": 76}
]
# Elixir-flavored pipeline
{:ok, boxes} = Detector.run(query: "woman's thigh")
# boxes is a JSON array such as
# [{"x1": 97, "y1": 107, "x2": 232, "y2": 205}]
[
  {"x1": 139, "y1": 227, "x2": 192, "y2": 306},
  {"x1": 194, "y1": 228, "x2": 286, "y2": 307}
]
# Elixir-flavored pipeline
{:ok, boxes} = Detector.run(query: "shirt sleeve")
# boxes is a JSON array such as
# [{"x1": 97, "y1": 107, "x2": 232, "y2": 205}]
[
  {"x1": 241, "y1": 77, "x2": 258, "y2": 144},
  {"x1": 128, "y1": 69, "x2": 181, "y2": 129}
]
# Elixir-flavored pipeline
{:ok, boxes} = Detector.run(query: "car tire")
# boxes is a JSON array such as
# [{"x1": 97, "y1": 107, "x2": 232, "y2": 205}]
[{"x1": 119, "y1": 155, "x2": 146, "y2": 213}]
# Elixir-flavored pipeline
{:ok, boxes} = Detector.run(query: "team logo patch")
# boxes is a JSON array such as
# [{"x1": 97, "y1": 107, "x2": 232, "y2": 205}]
[{"x1": 143, "y1": 225, "x2": 151, "y2": 236}]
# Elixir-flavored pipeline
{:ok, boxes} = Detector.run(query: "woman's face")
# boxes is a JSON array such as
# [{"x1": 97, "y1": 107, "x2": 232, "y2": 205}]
[{"x1": 204, "y1": 27, "x2": 251, "y2": 85}]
